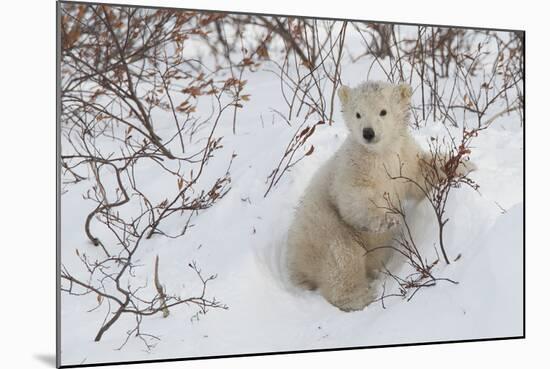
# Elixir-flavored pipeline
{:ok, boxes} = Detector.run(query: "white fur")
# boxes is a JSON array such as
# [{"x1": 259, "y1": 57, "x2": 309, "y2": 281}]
[{"x1": 286, "y1": 81, "x2": 430, "y2": 312}]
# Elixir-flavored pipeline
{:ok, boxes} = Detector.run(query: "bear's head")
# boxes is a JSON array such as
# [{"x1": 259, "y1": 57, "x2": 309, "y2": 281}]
[{"x1": 338, "y1": 81, "x2": 412, "y2": 152}]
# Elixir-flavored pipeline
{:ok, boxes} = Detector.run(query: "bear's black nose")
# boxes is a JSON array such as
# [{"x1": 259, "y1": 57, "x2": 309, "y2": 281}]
[{"x1": 363, "y1": 127, "x2": 375, "y2": 142}]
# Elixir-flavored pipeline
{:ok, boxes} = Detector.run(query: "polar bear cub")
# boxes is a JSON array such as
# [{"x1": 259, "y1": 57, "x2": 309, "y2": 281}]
[{"x1": 286, "y1": 81, "x2": 430, "y2": 312}]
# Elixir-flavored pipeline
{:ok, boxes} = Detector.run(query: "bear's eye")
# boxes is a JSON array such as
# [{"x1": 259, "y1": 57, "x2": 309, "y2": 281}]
[
  {"x1": 356, "y1": 112, "x2": 361, "y2": 119},
  {"x1": 380, "y1": 109, "x2": 387, "y2": 117}
]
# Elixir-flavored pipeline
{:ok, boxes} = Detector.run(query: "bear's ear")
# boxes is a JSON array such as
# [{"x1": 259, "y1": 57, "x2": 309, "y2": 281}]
[
  {"x1": 395, "y1": 83, "x2": 412, "y2": 104},
  {"x1": 338, "y1": 85, "x2": 351, "y2": 106}
]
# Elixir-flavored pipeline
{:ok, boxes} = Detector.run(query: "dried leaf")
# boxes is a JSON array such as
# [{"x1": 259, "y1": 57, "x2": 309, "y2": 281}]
[
  {"x1": 256, "y1": 44, "x2": 269, "y2": 59},
  {"x1": 299, "y1": 127, "x2": 310, "y2": 138}
]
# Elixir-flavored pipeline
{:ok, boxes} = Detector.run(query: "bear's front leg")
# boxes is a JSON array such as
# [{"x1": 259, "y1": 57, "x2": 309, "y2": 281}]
[
  {"x1": 332, "y1": 185, "x2": 370, "y2": 230},
  {"x1": 323, "y1": 281, "x2": 379, "y2": 312},
  {"x1": 332, "y1": 186, "x2": 398, "y2": 233},
  {"x1": 319, "y1": 238, "x2": 379, "y2": 312},
  {"x1": 362, "y1": 204, "x2": 400, "y2": 233}
]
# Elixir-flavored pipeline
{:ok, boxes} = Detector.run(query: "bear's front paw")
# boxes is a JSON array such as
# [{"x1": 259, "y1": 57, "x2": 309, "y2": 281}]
[
  {"x1": 457, "y1": 159, "x2": 477, "y2": 176},
  {"x1": 331, "y1": 286, "x2": 378, "y2": 312},
  {"x1": 361, "y1": 213, "x2": 400, "y2": 233},
  {"x1": 385, "y1": 213, "x2": 400, "y2": 230}
]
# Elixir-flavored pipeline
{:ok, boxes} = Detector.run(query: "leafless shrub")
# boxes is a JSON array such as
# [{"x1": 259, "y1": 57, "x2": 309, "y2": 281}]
[
  {"x1": 60, "y1": 4, "x2": 241, "y2": 348},
  {"x1": 364, "y1": 130, "x2": 479, "y2": 305},
  {"x1": 365, "y1": 122, "x2": 487, "y2": 306},
  {"x1": 385, "y1": 129, "x2": 479, "y2": 266},
  {"x1": 264, "y1": 119, "x2": 325, "y2": 197},
  {"x1": 368, "y1": 192, "x2": 458, "y2": 307},
  {"x1": 263, "y1": 20, "x2": 348, "y2": 194},
  {"x1": 350, "y1": 23, "x2": 395, "y2": 60},
  {"x1": 349, "y1": 25, "x2": 523, "y2": 129},
  {"x1": 62, "y1": 253, "x2": 226, "y2": 347}
]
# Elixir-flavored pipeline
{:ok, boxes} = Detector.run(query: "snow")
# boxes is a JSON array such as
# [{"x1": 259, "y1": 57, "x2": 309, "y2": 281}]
[{"x1": 60, "y1": 21, "x2": 523, "y2": 366}]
